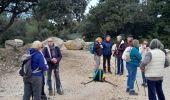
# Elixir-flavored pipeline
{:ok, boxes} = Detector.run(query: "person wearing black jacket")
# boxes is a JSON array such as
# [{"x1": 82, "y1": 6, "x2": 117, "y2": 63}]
[
  {"x1": 115, "y1": 35, "x2": 126, "y2": 75},
  {"x1": 43, "y1": 38, "x2": 63, "y2": 96},
  {"x1": 94, "y1": 37, "x2": 103, "y2": 71}
]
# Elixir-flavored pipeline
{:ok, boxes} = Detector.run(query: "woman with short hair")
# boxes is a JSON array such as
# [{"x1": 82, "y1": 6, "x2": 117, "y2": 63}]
[
  {"x1": 23, "y1": 41, "x2": 47, "y2": 100},
  {"x1": 139, "y1": 40, "x2": 150, "y2": 87},
  {"x1": 94, "y1": 37, "x2": 103, "y2": 71},
  {"x1": 126, "y1": 39, "x2": 142, "y2": 95},
  {"x1": 140, "y1": 39, "x2": 169, "y2": 100}
]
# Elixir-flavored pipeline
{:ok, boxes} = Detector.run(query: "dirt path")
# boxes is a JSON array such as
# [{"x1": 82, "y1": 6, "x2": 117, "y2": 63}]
[{"x1": 0, "y1": 50, "x2": 169, "y2": 100}]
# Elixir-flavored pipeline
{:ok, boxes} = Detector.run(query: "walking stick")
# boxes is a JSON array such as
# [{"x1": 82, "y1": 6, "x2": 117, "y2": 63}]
[
  {"x1": 136, "y1": 79, "x2": 140, "y2": 92},
  {"x1": 115, "y1": 57, "x2": 117, "y2": 75},
  {"x1": 53, "y1": 69, "x2": 56, "y2": 96}
]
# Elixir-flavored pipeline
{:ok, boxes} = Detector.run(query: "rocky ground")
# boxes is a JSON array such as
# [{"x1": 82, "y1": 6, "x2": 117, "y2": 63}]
[{"x1": 0, "y1": 49, "x2": 170, "y2": 100}]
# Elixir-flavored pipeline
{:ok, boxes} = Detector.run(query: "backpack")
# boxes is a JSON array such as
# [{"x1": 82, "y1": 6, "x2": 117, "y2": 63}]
[
  {"x1": 19, "y1": 51, "x2": 36, "y2": 78},
  {"x1": 89, "y1": 42, "x2": 94, "y2": 54},
  {"x1": 93, "y1": 69, "x2": 103, "y2": 82},
  {"x1": 122, "y1": 47, "x2": 132, "y2": 62}
]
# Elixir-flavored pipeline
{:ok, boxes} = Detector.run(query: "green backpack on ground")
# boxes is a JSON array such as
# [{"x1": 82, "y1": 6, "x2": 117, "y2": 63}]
[
  {"x1": 89, "y1": 42, "x2": 94, "y2": 54},
  {"x1": 93, "y1": 69, "x2": 103, "y2": 82}
]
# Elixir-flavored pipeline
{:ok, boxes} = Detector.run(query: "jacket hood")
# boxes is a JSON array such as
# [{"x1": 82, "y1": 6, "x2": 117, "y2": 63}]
[{"x1": 29, "y1": 48, "x2": 38, "y2": 54}]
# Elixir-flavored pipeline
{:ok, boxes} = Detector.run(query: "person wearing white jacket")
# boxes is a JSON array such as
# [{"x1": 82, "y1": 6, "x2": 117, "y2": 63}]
[{"x1": 140, "y1": 39, "x2": 169, "y2": 100}]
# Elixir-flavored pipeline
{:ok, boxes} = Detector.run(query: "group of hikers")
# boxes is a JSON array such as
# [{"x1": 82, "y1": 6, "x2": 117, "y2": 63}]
[
  {"x1": 20, "y1": 35, "x2": 169, "y2": 100},
  {"x1": 21, "y1": 38, "x2": 63, "y2": 100},
  {"x1": 93, "y1": 35, "x2": 169, "y2": 100}
]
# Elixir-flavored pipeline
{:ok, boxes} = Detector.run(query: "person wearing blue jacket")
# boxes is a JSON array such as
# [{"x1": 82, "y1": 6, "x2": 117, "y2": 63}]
[
  {"x1": 43, "y1": 38, "x2": 63, "y2": 96},
  {"x1": 126, "y1": 39, "x2": 142, "y2": 95},
  {"x1": 23, "y1": 41, "x2": 48, "y2": 100},
  {"x1": 102, "y1": 35, "x2": 113, "y2": 73}
]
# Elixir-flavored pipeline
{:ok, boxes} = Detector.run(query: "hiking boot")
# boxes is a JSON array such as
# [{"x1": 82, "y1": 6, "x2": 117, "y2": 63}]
[
  {"x1": 57, "y1": 89, "x2": 64, "y2": 95},
  {"x1": 103, "y1": 70, "x2": 106, "y2": 73},
  {"x1": 129, "y1": 90, "x2": 138, "y2": 95},
  {"x1": 41, "y1": 95, "x2": 48, "y2": 100},
  {"x1": 119, "y1": 73, "x2": 124, "y2": 76},
  {"x1": 126, "y1": 88, "x2": 130, "y2": 92},
  {"x1": 142, "y1": 83, "x2": 147, "y2": 87},
  {"x1": 49, "y1": 90, "x2": 53, "y2": 96},
  {"x1": 108, "y1": 71, "x2": 112, "y2": 74}
]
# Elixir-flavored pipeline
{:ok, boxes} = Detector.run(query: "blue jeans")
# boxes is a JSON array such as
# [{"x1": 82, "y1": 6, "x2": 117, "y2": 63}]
[
  {"x1": 117, "y1": 57, "x2": 124, "y2": 74},
  {"x1": 147, "y1": 80, "x2": 165, "y2": 100},
  {"x1": 47, "y1": 65, "x2": 61, "y2": 90},
  {"x1": 126, "y1": 63, "x2": 137, "y2": 90}
]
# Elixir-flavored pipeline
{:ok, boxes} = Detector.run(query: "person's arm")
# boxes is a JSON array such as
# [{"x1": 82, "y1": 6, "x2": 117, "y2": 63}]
[
  {"x1": 140, "y1": 52, "x2": 152, "y2": 71},
  {"x1": 43, "y1": 47, "x2": 51, "y2": 63},
  {"x1": 164, "y1": 56, "x2": 170, "y2": 68},
  {"x1": 38, "y1": 54, "x2": 47, "y2": 71},
  {"x1": 118, "y1": 43, "x2": 125, "y2": 51},
  {"x1": 56, "y1": 47, "x2": 62, "y2": 63},
  {"x1": 94, "y1": 42, "x2": 100, "y2": 50}
]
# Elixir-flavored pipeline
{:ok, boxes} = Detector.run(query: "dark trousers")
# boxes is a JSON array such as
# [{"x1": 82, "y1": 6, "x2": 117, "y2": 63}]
[
  {"x1": 147, "y1": 80, "x2": 165, "y2": 100},
  {"x1": 47, "y1": 65, "x2": 61, "y2": 91},
  {"x1": 117, "y1": 57, "x2": 124, "y2": 74},
  {"x1": 41, "y1": 75, "x2": 46, "y2": 95},
  {"x1": 103, "y1": 55, "x2": 111, "y2": 71},
  {"x1": 23, "y1": 76, "x2": 42, "y2": 100}
]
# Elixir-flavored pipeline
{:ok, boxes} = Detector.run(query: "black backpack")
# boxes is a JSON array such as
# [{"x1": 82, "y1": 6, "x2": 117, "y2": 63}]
[{"x1": 19, "y1": 51, "x2": 36, "y2": 78}]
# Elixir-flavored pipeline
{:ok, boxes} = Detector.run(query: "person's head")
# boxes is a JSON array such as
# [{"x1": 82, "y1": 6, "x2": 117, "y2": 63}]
[
  {"x1": 127, "y1": 35, "x2": 133, "y2": 44},
  {"x1": 149, "y1": 39, "x2": 163, "y2": 50},
  {"x1": 95, "y1": 37, "x2": 103, "y2": 43},
  {"x1": 132, "y1": 39, "x2": 140, "y2": 48},
  {"x1": 31, "y1": 41, "x2": 43, "y2": 51},
  {"x1": 117, "y1": 35, "x2": 122, "y2": 42},
  {"x1": 106, "y1": 35, "x2": 111, "y2": 42},
  {"x1": 142, "y1": 40, "x2": 149, "y2": 48},
  {"x1": 47, "y1": 37, "x2": 54, "y2": 46}
]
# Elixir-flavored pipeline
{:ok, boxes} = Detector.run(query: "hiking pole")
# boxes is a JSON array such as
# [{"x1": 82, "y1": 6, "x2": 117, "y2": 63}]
[
  {"x1": 53, "y1": 69, "x2": 56, "y2": 97},
  {"x1": 136, "y1": 79, "x2": 140, "y2": 92},
  {"x1": 115, "y1": 57, "x2": 117, "y2": 75}
]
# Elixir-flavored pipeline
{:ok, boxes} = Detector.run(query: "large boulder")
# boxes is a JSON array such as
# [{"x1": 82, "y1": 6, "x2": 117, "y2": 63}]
[
  {"x1": 42, "y1": 37, "x2": 64, "y2": 48},
  {"x1": 5, "y1": 39, "x2": 24, "y2": 49},
  {"x1": 83, "y1": 42, "x2": 93, "y2": 50},
  {"x1": 64, "y1": 38, "x2": 85, "y2": 50}
]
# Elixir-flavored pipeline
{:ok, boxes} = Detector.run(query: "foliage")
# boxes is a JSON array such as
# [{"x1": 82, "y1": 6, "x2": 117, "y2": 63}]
[{"x1": 80, "y1": 0, "x2": 170, "y2": 48}]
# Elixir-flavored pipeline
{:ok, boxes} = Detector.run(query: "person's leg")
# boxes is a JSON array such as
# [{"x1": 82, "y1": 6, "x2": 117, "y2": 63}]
[
  {"x1": 41, "y1": 74, "x2": 46, "y2": 95},
  {"x1": 120, "y1": 58, "x2": 124, "y2": 74},
  {"x1": 156, "y1": 80, "x2": 165, "y2": 100},
  {"x1": 147, "y1": 80, "x2": 157, "y2": 100},
  {"x1": 31, "y1": 76, "x2": 42, "y2": 100},
  {"x1": 129, "y1": 65, "x2": 138, "y2": 95},
  {"x1": 94, "y1": 55, "x2": 100, "y2": 70},
  {"x1": 54, "y1": 67, "x2": 63, "y2": 95},
  {"x1": 47, "y1": 68, "x2": 53, "y2": 95},
  {"x1": 142, "y1": 72, "x2": 147, "y2": 86},
  {"x1": 117, "y1": 57, "x2": 120, "y2": 74},
  {"x1": 23, "y1": 78, "x2": 32, "y2": 100},
  {"x1": 107, "y1": 55, "x2": 111, "y2": 73},
  {"x1": 103, "y1": 56, "x2": 107, "y2": 72},
  {"x1": 126, "y1": 64, "x2": 130, "y2": 92},
  {"x1": 130, "y1": 66, "x2": 137, "y2": 90}
]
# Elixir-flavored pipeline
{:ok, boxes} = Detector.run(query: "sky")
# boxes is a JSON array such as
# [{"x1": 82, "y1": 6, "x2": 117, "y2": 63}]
[{"x1": 85, "y1": 0, "x2": 99, "y2": 14}]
